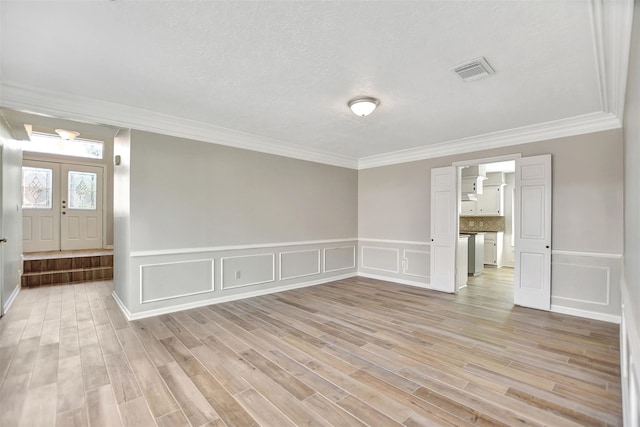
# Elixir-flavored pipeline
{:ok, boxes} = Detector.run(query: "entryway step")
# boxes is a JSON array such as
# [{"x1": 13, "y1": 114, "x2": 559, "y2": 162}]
[{"x1": 21, "y1": 249, "x2": 113, "y2": 288}]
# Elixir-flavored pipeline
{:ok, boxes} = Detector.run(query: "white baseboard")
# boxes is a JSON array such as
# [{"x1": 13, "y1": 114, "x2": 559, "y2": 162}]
[
  {"x1": 111, "y1": 290, "x2": 133, "y2": 320},
  {"x1": 2, "y1": 284, "x2": 21, "y2": 315},
  {"x1": 114, "y1": 272, "x2": 357, "y2": 321},
  {"x1": 550, "y1": 304, "x2": 621, "y2": 324},
  {"x1": 357, "y1": 271, "x2": 430, "y2": 289}
]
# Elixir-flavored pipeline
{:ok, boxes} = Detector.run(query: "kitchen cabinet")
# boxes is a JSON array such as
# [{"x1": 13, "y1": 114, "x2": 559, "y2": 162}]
[
  {"x1": 461, "y1": 200, "x2": 477, "y2": 215},
  {"x1": 476, "y1": 185, "x2": 504, "y2": 215},
  {"x1": 461, "y1": 184, "x2": 505, "y2": 216},
  {"x1": 484, "y1": 232, "x2": 503, "y2": 267},
  {"x1": 461, "y1": 176, "x2": 483, "y2": 195}
]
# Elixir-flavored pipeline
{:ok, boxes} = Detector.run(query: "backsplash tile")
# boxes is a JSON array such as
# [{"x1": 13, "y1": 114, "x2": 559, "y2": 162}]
[{"x1": 460, "y1": 216, "x2": 505, "y2": 232}]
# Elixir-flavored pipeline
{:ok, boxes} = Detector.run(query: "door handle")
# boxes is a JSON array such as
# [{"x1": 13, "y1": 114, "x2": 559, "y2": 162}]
[
  {"x1": 0, "y1": 238, "x2": 7, "y2": 243},
  {"x1": 62, "y1": 212, "x2": 66, "y2": 215}
]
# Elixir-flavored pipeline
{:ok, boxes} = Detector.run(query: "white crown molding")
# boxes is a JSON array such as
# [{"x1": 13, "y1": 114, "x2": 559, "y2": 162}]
[
  {"x1": 589, "y1": 0, "x2": 635, "y2": 120},
  {"x1": 1, "y1": 80, "x2": 623, "y2": 171},
  {"x1": 357, "y1": 111, "x2": 621, "y2": 169},
  {"x1": 0, "y1": 81, "x2": 359, "y2": 169},
  {"x1": 589, "y1": 0, "x2": 609, "y2": 112}
]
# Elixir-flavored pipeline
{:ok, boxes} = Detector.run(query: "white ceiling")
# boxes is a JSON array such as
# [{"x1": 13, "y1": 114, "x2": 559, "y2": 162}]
[{"x1": 0, "y1": 1, "x2": 633, "y2": 169}]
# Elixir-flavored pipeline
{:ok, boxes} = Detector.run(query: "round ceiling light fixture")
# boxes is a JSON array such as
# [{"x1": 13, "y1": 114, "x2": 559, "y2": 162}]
[
  {"x1": 348, "y1": 97, "x2": 380, "y2": 117},
  {"x1": 55, "y1": 129, "x2": 80, "y2": 140}
]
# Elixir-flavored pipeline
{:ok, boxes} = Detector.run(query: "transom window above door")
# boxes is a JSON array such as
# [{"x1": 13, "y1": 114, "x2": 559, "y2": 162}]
[{"x1": 22, "y1": 131, "x2": 104, "y2": 159}]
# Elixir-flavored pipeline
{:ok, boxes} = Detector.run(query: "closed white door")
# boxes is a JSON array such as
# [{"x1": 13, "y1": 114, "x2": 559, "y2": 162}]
[
  {"x1": 22, "y1": 161, "x2": 103, "y2": 252},
  {"x1": 429, "y1": 166, "x2": 458, "y2": 293},
  {"x1": 22, "y1": 161, "x2": 61, "y2": 252},
  {"x1": 61, "y1": 164, "x2": 103, "y2": 250},
  {"x1": 514, "y1": 155, "x2": 552, "y2": 310}
]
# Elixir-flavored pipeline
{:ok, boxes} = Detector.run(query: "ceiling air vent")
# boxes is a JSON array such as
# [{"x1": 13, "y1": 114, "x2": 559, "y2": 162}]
[{"x1": 451, "y1": 57, "x2": 495, "y2": 82}]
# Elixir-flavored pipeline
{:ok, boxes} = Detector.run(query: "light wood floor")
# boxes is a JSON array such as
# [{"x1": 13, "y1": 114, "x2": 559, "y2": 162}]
[{"x1": 0, "y1": 271, "x2": 622, "y2": 426}]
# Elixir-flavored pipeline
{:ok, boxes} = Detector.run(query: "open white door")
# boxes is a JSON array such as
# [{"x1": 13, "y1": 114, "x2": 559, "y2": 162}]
[
  {"x1": 0, "y1": 146, "x2": 4, "y2": 316},
  {"x1": 514, "y1": 155, "x2": 552, "y2": 310},
  {"x1": 429, "y1": 166, "x2": 457, "y2": 293}
]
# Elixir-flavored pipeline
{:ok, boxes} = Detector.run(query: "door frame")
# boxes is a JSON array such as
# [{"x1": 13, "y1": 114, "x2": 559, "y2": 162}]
[
  {"x1": 450, "y1": 153, "x2": 524, "y2": 297},
  {"x1": 22, "y1": 155, "x2": 108, "y2": 251}
]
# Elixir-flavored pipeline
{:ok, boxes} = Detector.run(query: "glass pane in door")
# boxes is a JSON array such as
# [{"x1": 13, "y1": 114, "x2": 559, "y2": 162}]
[
  {"x1": 68, "y1": 171, "x2": 97, "y2": 210},
  {"x1": 22, "y1": 166, "x2": 53, "y2": 209}
]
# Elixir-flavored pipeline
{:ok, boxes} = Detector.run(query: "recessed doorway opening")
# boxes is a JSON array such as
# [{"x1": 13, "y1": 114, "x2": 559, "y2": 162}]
[{"x1": 457, "y1": 160, "x2": 516, "y2": 304}]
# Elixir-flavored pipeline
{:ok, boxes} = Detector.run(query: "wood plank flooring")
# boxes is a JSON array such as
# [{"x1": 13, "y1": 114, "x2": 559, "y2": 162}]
[{"x1": 0, "y1": 270, "x2": 622, "y2": 426}]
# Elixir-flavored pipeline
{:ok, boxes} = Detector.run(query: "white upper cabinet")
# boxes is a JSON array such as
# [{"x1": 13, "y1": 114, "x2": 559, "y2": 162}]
[
  {"x1": 461, "y1": 176, "x2": 484, "y2": 195},
  {"x1": 461, "y1": 200, "x2": 477, "y2": 215},
  {"x1": 476, "y1": 185, "x2": 505, "y2": 216}
]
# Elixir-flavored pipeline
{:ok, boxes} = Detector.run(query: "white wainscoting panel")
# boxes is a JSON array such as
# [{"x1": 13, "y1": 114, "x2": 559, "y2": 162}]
[
  {"x1": 553, "y1": 263, "x2": 610, "y2": 305},
  {"x1": 324, "y1": 246, "x2": 356, "y2": 273},
  {"x1": 221, "y1": 253, "x2": 275, "y2": 290},
  {"x1": 361, "y1": 246, "x2": 399, "y2": 273},
  {"x1": 279, "y1": 249, "x2": 321, "y2": 280},
  {"x1": 550, "y1": 251, "x2": 622, "y2": 322},
  {"x1": 140, "y1": 259, "x2": 214, "y2": 304},
  {"x1": 403, "y1": 249, "x2": 430, "y2": 279}
]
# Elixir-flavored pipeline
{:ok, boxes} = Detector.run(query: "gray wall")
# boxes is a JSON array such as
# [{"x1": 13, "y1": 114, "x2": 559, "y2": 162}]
[
  {"x1": 114, "y1": 130, "x2": 358, "y2": 317},
  {"x1": 358, "y1": 129, "x2": 624, "y2": 319},
  {"x1": 0, "y1": 118, "x2": 23, "y2": 313},
  {"x1": 113, "y1": 129, "x2": 132, "y2": 308},
  {"x1": 622, "y1": 0, "x2": 640, "y2": 423},
  {"x1": 130, "y1": 131, "x2": 358, "y2": 251},
  {"x1": 359, "y1": 129, "x2": 624, "y2": 253}
]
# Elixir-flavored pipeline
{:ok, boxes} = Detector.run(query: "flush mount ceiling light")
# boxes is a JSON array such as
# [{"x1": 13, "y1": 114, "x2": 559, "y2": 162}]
[
  {"x1": 348, "y1": 97, "x2": 380, "y2": 117},
  {"x1": 55, "y1": 129, "x2": 80, "y2": 140}
]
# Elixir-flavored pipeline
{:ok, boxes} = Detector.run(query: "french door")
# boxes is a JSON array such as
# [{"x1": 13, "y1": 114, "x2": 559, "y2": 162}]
[
  {"x1": 514, "y1": 154, "x2": 552, "y2": 310},
  {"x1": 22, "y1": 160, "x2": 103, "y2": 252}
]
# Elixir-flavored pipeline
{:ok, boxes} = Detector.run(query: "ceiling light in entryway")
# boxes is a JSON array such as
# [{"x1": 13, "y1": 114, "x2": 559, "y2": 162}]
[
  {"x1": 55, "y1": 129, "x2": 80, "y2": 140},
  {"x1": 348, "y1": 97, "x2": 380, "y2": 117}
]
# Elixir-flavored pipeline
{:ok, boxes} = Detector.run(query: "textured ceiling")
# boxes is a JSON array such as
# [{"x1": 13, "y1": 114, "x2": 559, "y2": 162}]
[{"x1": 0, "y1": 1, "x2": 627, "y2": 165}]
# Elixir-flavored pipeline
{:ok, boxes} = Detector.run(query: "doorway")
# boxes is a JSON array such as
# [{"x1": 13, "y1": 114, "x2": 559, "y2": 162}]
[
  {"x1": 429, "y1": 154, "x2": 552, "y2": 310},
  {"x1": 458, "y1": 159, "x2": 516, "y2": 300},
  {"x1": 22, "y1": 159, "x2": 104, "y2": 252}
]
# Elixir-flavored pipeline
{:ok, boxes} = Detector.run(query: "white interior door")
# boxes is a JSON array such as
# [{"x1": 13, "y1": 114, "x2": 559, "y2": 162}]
[
  {"x1": 514, "y1": 154, "x2": 552, "y2": 310},
  {"x1": 22, "y1": 160, "x2": 61, "y2": 252},
  {"x1": 61, "y1": 164, "x2": 103, "y2": 250},
  {"x1": 429, "y1": 166, "x2": 458, "y2": 293},
  {"x1": 1, "y1": 146, "x2": 4, "y2": 316}
]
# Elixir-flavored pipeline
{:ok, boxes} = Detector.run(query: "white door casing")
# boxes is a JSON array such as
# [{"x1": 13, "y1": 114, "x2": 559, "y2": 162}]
[
  {"x1": 429, "y1": 166, "x2": 458, "y2": 293},
  {"x1": 514, "y1": 154, "x2": 552, "y2": 311},
  {"x1": 61, "y1": 164, "x2": 103, "y2": 250},
  {"x1": 22, "y1": 160, "x2": 61, "y2": 252}
]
